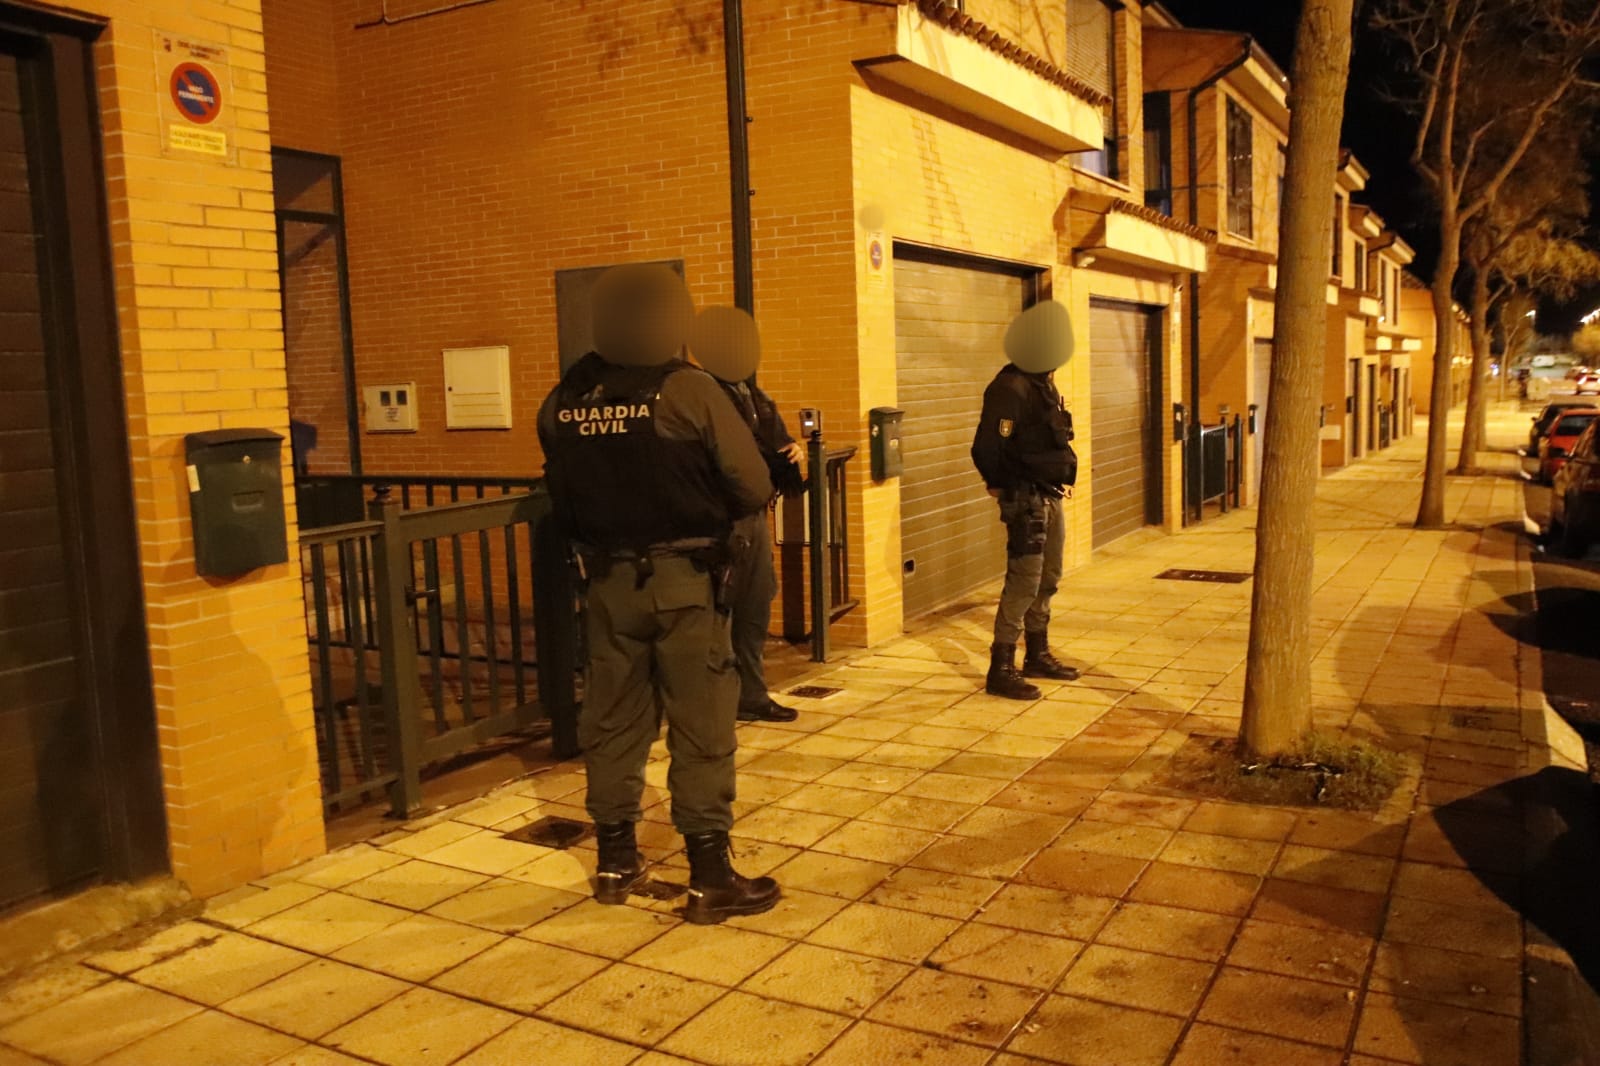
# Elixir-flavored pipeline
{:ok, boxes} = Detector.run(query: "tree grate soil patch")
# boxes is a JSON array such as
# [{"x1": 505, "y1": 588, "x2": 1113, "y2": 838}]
[
  {"x1": 631, "y1": 879, "x2": 687, "y2": 902},
  {"x1": 503, "y1": 816, "x2": 591, "y2": 849},
  {"x1": 1157, "y1": 733, "x2": 1406, "y2": 811}
]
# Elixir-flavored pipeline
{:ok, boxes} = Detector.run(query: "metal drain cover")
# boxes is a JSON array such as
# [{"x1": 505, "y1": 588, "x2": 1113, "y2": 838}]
[
  {"x1": 788, "y1": 685, "x2": 843, "y2": 699},
  {"x1": 1155, "y1": 568, "x2": 1251, "y2": 584},
  {"x1": 503, "y1": 816, "x2": 592, "y2": 850},
  {"x1": 1449, "y1": 713, "x2": 1495, "y2": 731}
]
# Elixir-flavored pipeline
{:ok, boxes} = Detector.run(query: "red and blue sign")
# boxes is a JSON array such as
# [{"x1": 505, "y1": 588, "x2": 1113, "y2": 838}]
[
  {"x1": 170, "y1": 62, "x2": 222, "y2": 125},
  {"x1": 869, "y1": 238, "x2": 884, "y2": 270}
]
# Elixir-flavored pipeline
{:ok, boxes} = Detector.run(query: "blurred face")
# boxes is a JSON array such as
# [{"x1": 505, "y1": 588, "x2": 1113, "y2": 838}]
[
  {"x1": 591, "y1": 264, "x2": 694, "y2": 367},
  {"x1": 688, "y1": 306, "x2": 761, "y2": 383},
  {"x1": 1005, "y1": 299, "x2": 1074, "y2": 375}
]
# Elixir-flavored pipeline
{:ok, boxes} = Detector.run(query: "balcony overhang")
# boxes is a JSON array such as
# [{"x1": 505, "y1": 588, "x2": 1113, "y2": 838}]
[
  {"x1": 1340, "y1": 287, "x2": 1381, "y2": 318},
  {"x1": 858, "y1": 3, "x2": 1106, "y2": 155},
  {"x1": 1368, "y1": 328, "x2": 1422, "y2": 353},
  {"x1": 1074, "y1": 196, "x2": 1211, "y2": 274}
]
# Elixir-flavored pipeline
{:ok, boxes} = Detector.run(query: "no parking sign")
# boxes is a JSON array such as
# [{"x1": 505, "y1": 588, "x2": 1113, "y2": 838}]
[{"x1": 155, "y1": 33, "x2": 235, "y2": 162}]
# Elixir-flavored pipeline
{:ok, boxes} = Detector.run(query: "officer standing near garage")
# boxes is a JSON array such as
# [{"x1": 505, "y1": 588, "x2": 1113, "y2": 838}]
[
  {"x1": 971, "y1": 300, "x2": 1082, "y2": 700},
  {"x1": 689, "y1": 306, "x2": 803, "y2": 724},
  {"x1": 538, "y1": 264, "x2": 781, "y2": 924}
]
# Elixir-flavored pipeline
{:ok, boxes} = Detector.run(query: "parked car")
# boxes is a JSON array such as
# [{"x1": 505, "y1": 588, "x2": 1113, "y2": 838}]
[
  {"x1": 1526, "y1": 396, "x2": 1595, "y2": 457},
  {"x1": 1549, "y1": 420, "x2": 1600, "y2": 558},
  {"x1": 1539, "y1": 408, "x2": 1600, "y2": 483},
  {"x1": 1576, "y1": 370, "x2": 1600, "y2": 395}
]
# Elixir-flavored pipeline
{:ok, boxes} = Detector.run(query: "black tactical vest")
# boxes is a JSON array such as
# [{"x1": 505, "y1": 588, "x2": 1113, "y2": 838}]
[
  {"x1": 546, "y1": 355, "x2": 731, "y2": 551},
  {"x1": 1008, "y1": 368, "x2": 1079, "y2": 488}
]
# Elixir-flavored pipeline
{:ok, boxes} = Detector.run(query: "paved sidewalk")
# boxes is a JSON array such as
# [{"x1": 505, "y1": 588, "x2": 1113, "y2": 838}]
[{"x1": 0, "y1": 406, "x2": 1590, "y2": 1066}]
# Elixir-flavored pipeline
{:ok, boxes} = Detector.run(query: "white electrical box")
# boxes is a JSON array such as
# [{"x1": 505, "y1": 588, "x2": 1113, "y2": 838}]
[
  {"x1": 363, "y1": 382, "x2": 418, "y2": 433},
  {"x1": 443, "y1": 345, "x2": 513, "y2": 430}
]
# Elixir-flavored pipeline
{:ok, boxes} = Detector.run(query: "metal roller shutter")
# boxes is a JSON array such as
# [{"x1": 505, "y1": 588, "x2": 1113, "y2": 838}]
[
  {"x1": 1252, "y1": 338, "x2": 1273, "y2": 498},
  {"x1": 1089, "y1": 300, "x2": 1160, "y2": 548},
  {"x1": 895, "y1": 254, "x2": 1031, "y2": 619}
]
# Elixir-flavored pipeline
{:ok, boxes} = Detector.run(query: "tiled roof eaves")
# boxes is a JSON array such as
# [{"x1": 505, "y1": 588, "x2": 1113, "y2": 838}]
[
  {"x1": 907, "y1": 0, "x2": 1113, "y2": 109},
  {"x1": 1109, "y1": 199, "x2": 1216, "y2": 244}
]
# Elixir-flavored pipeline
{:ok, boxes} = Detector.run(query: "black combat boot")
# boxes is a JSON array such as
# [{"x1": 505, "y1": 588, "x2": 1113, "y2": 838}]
[
  {"x1": 986, "y1": 643, "x2": 1042, "y2": 700},
  {"x1": 1023, "y1": 631, "x2": 1081, "y2": 682},
  {"x1": 593, "y1": 821, "x2": 647, "y2": 905},
  {"x1": 683, "y1": 831, "x2": 782, "y2": 925}
]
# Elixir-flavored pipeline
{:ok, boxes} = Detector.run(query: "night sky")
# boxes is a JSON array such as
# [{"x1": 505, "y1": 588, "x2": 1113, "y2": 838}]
[{"x1": 1159, "y1": 0, "x2": 1600, "y2": 334}]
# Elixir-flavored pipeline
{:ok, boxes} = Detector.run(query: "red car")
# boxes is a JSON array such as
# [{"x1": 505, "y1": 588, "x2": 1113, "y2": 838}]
[
  {"x1": 1539, "y1": 408, "x2": 1600, "y2": 483},
  {"x1": 1549, "y1": 420, "x2": 1600, "y2": 557}
]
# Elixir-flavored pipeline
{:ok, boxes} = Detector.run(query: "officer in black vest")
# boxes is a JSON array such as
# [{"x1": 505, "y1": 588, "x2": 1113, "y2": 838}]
[
  {"x1": 689, "y1": 306, "x2": 802, "y2": 724},
  {"x1": 971, "y1": 300, "x2": 1082, "y2": 700},
  {"x1": 538, "y1": 264, "x2": 780, "y2": 924}
]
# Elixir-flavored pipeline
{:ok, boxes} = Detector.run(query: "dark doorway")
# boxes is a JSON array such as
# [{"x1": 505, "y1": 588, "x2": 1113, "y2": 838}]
[
  {"x1": 1, "y1": 6, "x2": 166, "y2": 909},
  {"x1": 1349, "y1": 358, "x2": 1362, "y2": 460},
  {"x1": 1367, "y1": 363, "x2": 1378, "y2": 453}
]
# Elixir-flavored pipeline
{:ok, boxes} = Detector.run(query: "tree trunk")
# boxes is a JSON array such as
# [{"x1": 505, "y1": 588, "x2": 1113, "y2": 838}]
[
  {"x1": 1418, "y1": 227, "x2": 1460, "y2": 527},
  {"x1": 1241, "y1": 0, "x2": 1355, "y2": 758},
  {"x1": 1454, "y1": 265, "x2": 1492, "y2": 473}
]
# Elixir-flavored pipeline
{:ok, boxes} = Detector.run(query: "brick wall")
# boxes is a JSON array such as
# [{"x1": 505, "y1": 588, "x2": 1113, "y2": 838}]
[
  {"x1": 64, "y1": 0, "x2": 324, "y2": 897},
  {"x1": 261, "y1": 0, "x2": 339, "y2": 154}
]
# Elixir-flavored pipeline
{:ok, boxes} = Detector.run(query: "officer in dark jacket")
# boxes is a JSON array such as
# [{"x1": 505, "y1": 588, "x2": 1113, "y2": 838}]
[
  {"x1": 971, "y1": 300, "x2": 1082, "y2": 700},
  {"x1": 689, "y1": 306, "x2": 802, "y2": 724},
  {"x1": 537, "y1": 264, "x2": 780, "y2": 925}
]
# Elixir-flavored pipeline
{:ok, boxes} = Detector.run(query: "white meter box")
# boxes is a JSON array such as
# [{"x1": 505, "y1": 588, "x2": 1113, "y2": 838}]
[
  {"x1": 364, "y1": 382, "x2": 417, "y2": 433},
  {"x1": 444, "y1": 346, "x2": 513, "y2": 430}
]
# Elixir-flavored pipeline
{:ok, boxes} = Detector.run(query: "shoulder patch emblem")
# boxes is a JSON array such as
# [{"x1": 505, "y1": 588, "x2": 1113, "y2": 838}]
[{"x1": 998, "y1": 419, "x2": 1014, "y2": 438}]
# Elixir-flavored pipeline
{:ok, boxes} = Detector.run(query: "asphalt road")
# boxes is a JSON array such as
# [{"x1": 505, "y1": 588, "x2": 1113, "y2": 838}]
[{"x1": 1523, "y1": 475, "x2": 1600, "y2": 780}]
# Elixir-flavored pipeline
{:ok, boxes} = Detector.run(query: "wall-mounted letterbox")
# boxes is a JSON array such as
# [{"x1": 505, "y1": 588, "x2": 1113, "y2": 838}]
[
  {"x1": 184, "y1": 429, "x2": 289, "y2": 578},
  {"x1": 869, "y1": 406, "x2": 904, "y2": 481}
]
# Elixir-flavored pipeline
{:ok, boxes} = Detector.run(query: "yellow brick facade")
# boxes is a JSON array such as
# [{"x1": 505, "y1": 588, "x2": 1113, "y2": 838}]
[{"x1": 34, "y1": 0, "x2": 323, "y2": 898}]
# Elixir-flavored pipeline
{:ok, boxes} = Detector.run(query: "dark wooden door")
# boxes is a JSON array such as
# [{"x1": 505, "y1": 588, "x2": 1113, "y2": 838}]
[{"x1": 1, "y1": 12, "x2": 166, "y2": 909}]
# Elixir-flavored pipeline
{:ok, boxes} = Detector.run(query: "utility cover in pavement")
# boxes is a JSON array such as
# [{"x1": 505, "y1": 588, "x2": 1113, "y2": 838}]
[
  {"x1": 503, "y1": 816, "x2": 592, "y2": 849},
  {"x1": 788, "y1": 685, "x2": 843, "y2": 699},
  {"x1": 1155, "y1": 569, "x2": 1252, "y2": 584},
  {"x1": 1450, "y1": 712, "x2": 1495, "y2": 731}
]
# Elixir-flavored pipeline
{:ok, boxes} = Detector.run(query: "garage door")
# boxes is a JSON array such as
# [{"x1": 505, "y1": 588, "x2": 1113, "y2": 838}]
[
  {"x1": 1252, "y1": 338, "x2": 1273, "y2": 499},
  {"x1": 1089, "y1": 300, "x2": 1160, "y2": 548},
  {"x1": 895, "y1": 253, "x2": 1032, "y2": 619}
]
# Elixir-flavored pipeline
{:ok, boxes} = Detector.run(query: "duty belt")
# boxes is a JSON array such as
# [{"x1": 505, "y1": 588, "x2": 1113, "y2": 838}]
[{"x1": 575, "y1": 539, "x2": 726, "y2": 589}]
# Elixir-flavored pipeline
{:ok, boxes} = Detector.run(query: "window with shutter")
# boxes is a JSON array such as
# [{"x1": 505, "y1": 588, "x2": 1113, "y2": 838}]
[{"x1": 1066, "y1": 0, "x2": 1118, "y2": 179}]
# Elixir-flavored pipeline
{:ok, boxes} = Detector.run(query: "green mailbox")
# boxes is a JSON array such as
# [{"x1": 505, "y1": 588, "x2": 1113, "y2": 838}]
[
  {"x1": 184, "y1": 429, "x2": 289, "y2": 577},
  {"x1": 869, "y1": 406, "x2": 904, "y2": 481}
]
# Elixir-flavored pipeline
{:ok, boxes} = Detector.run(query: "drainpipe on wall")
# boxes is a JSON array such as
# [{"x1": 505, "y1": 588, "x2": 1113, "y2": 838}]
[
  {"x1": 1184, "y1": 41, "x2": 1251, "y2": 524},
  {"x1": 724, "y1": 0, "x2": 755, "y2": 314}
]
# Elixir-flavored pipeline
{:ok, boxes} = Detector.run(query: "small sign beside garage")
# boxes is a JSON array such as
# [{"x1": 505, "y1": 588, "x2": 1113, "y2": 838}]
[{"x1": 155, "y1": 33, "x2": 236, "y2": 163}]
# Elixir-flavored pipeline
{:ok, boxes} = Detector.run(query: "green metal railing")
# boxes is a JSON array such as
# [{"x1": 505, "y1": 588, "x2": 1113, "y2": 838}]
[{"x1": 297, "y1": 479, "x2": 580, "y2": 818}]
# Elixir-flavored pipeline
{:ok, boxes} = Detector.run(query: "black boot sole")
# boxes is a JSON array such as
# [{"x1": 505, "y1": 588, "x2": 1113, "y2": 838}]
[
  {"x1": 1022, "y1": 665, "x2": 1081, "y2": 682},
  {"x1": 684, "y1": 889, "x2": 782, "y2": 925},
  {"x1": 985, "y1": 681, "x2": 1042, "y2": 700},
  {"x1": 594, "y1": 867, "x2": 648, "y2": 905}
]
